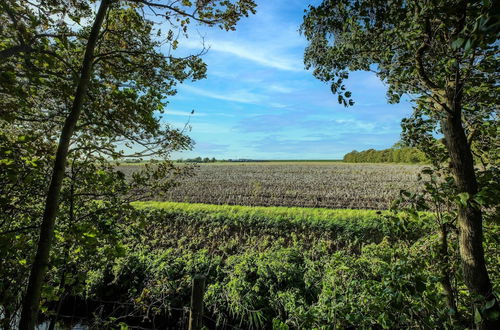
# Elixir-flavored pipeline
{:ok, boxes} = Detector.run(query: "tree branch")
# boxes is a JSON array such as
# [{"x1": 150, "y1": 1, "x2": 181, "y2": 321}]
[
  {"x1": 131, "y1": 0, "x2": 217, "y2": 25},
  {"x1": 415, "y1": 18, "x2": 438, "y2": 91},
  {"x1": 0, "y1": 44, "x2": 33, "y2": 59}
]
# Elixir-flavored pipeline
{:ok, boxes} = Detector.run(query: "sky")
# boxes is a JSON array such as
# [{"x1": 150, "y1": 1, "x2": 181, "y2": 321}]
[{"x1": 163, "y1": 0, "x2": 414, "y2": 160}]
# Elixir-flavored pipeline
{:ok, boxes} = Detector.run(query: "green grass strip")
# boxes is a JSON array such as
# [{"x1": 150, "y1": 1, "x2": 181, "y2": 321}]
[
  {"x1": 132, "y1": 201, "x2": 380, "y2": 222},
  {"x1": 131, "y1": 202, "x2": 432, "y2": 243}
]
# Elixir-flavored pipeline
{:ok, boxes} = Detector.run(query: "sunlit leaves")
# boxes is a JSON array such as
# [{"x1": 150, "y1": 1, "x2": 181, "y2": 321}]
[{"x1": 301, "y1": 0, "x2": 499, "y2": 110}]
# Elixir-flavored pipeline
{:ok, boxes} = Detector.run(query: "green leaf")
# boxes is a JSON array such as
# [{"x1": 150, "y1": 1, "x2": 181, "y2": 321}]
[
  {"x1": 475, "y1": 307, "x2": 482, "y2": 324},
  {"x1": 485, "y1": 298, "x2": 496, "y2": 309},
  {"x1": 451, "y1": 38, "x2": 464, "y2": 49},
  {"x1": 457, "y1": 192, "x2": 470, "y2": 206}
]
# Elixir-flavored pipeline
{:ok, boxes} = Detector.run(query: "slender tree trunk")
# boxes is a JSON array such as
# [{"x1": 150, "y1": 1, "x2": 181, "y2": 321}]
[
  {"x1": 437, "y1": 223, "x2": 461, "y2": 324},
  {"x1": 18, "y1": 1, "x2": 111, "y2": 328},
  {"x1": 49, "y1": 174, "x2": 75, "y2": 330},
  {"x1": 440, "y1": 108, "x2": 499, "y2": 329}
]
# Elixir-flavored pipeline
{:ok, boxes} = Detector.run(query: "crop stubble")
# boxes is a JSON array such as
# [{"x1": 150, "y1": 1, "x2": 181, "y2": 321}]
[{"x1": 121, "y1": 162, "x2": 422, "y2": 209}]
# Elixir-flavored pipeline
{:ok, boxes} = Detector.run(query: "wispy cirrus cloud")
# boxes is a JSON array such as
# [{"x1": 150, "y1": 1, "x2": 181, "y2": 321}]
[
  {"x1": 164, "y1": 109, "x2": 206, "y2": 117},
  {"x1": 168, "y1": 120, "x2": 232, "y2": 134},
  {"x1": 235, "y1": 112, "x2": 389, "y2": 134},
  {"x1": 183, "y1": 39, "x2": 302, "y2": 72},
  {"x1": 179, "y1": 85, "x2": 264, "y2": 104},
  {"x1": 249, "y1": 131, "x2": 400, "y2": 157},
  {"x1": 192, "y1": 142, "x2": 230, "y2": 153},
  {"x1": 268, "y1": 84, "x2": 296, "y2": 94},
  {"x1": 178, "y1": 85, "x2": 294, "y2": 109}
]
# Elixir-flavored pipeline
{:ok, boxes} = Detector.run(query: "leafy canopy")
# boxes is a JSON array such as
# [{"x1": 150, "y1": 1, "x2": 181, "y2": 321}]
[{"x1": 301, "y1": 0, "x2": 499, "y2": 107}]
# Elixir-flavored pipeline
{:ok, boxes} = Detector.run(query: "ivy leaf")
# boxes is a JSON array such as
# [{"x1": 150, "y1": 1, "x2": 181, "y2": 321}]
[{"x1": 451, "y1": 37, "x2": 465, "y2": 50}]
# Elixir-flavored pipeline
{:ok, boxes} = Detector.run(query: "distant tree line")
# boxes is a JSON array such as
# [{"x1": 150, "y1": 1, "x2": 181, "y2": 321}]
[
  {"x1": 343, "y1": 147, "x2": 428, "y2": 164},
  {"x1": 176, "y1": 158, "x2": 271, "y2": 163},
  {"x1": 178, "y1": 157, "x2": 217, "y2": 163}
]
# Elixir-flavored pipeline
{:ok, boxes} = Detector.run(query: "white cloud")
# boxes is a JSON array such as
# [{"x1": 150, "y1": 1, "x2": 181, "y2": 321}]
[
  {"x1": 182, "y1": 39, "x2": 302, "y2": 72},
  {"x1": 191, "y1": 122, "x2": 233, "y2": 134},
  {"x1": 165, "y1": 109, "x2": 206, "y2": 117},
  {"x1": 179, "y1": 85, "x2": 264, "y2": 104},
  {"x1": 332, "y1": 119, "x2": 377, "y2": 131},
  {"x1": 268, "y1": 84, "x2": 296, "y2": 94},
  {"x1": 168, "y1": 118, "x2": 233, "y2": 134},
  {"x1": 269, "y1": 102, "x2": 288, "y2": 108},
  {"x1": 211, "y1": 112, "x2": 236, "y2": 118},
  {"x1": 165, "y1": 108, "x2": 237, "y2": 118}
]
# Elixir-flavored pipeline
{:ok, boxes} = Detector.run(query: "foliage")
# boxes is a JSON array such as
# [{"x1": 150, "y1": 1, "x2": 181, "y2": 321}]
[
  {"x1": 385, "y1": 163, "x2": 500, "y2": 325},
  {"x1": 133, "y1": 201, "x2": 432, "y2": 243},
  {"x1": 0, "y1": 144, "x2": 186, "y2": 327},
  {"x1": 343, "y1": 147, "x2": 428, "y2": 164},
  {"x1": 301, "y1": 0, "x2": 498, "y2": 108},
  {"x1": 0, "y1": 127, "x2": 52, "y2": 327}
]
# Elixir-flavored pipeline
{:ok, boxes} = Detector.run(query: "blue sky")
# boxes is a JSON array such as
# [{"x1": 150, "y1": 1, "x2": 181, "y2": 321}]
[{"x1": 164, "y1": 0, "x2": 414, "y2": 160}]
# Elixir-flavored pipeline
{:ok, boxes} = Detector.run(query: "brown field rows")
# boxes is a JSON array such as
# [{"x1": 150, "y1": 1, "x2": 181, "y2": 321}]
[{"x1": 120, "y1": 162, "x2": 422, "y2": 209}]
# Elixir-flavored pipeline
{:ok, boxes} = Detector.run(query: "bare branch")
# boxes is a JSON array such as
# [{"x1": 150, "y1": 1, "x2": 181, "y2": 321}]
[{"x1": 131, "y1": 0, "x2": 217, "y2": 25}]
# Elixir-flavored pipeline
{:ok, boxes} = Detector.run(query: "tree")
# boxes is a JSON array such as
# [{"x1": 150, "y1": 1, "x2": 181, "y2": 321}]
[
  {"x1": 302, "y1": 0, "x2": 499, "y2": 327},
  {"x1": 1, "y1": 0, "x2": 256, "y2": 328}
]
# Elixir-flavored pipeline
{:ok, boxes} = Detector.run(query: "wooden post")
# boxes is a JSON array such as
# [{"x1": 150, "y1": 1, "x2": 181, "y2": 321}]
[{"x1": 189, "y1": 275, "x2": 205, "y2": 330}]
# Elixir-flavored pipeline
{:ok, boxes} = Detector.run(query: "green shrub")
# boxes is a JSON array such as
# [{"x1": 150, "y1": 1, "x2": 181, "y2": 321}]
[{"x1": 64, "y1": 202, "x2": 497, "y2": 328}]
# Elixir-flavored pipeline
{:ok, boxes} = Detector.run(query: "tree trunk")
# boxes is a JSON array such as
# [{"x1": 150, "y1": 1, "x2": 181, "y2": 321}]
[
  {"x1": 18, "y1": 1, "x2": 110, "y2": 329},
  {"x1": 438, "y1": 224, "x2": 460, "y2": 323},
  {"x1": 441, "y1": 109, "x2": 499, "y2": 329}
]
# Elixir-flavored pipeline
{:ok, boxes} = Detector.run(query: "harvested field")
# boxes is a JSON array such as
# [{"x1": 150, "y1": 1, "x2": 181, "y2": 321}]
[{"x1": 120, "y1": 162, "x2": 422, "y2": 209}]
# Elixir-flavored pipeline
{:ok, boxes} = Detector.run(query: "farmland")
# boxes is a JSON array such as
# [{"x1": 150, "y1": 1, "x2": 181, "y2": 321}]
[{"x1": 119, "y1": 162, "x2": 423, "y2": 209}]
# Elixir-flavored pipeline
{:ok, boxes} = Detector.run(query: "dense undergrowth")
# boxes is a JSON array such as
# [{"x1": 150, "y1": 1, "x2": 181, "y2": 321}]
[{"x1": 63, "y1": 202, "x2": 499, "y2": 329}]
